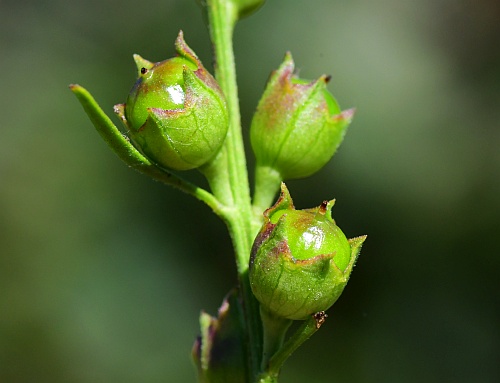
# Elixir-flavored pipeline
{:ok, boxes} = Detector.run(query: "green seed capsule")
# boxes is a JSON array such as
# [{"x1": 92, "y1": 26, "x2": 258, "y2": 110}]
[
  {"x1": 250, "y1": 52, "x2": 353, "y2": 180},
  {"x1": 249, "y1": 183, "x2": 365, "y2": 320},
  {"x1": 115, "y1": 31, "x2": 228, "y2": 171}
]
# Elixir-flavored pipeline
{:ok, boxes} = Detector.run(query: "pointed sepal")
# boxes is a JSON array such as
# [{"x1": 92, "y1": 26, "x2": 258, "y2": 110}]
[
  {"x1": 192, "y1": 289, "x2": 247, "y2": 383},
  {"x1": 133, "y1": 54, "x2": 154, "y2": 77}
]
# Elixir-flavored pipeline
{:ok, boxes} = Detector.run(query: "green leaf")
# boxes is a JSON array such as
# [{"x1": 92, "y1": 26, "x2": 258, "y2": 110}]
[{"x1": 69, "y1": 84, "x2": 153, "y2": 169}]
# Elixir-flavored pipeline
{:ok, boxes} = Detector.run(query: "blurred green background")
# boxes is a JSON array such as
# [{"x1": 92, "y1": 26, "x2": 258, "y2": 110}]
[{"x1": 1, "y1": 0, "x2": 499, "y2": 382}]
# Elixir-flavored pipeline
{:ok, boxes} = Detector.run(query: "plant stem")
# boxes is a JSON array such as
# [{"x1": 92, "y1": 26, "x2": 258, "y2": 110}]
[
  {"x1": 205, "y1": 0, "x2": 262, "y2": 381},
  {"x1": 259, "y1": 307, "x2": 292, "y2": 372},
  {"x1": 261, "y1": 314, "x2": 325, "y2": 380},
  {"x1": 251, "y1": 165, "x2": 282, "y2": 231},
  {"x1": 206, "y1": 0, "x2": 252, "y2": 270}
]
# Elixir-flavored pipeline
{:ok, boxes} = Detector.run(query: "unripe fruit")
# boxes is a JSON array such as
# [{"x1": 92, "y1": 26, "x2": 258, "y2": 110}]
[
  {"x1": 114, "y1": 31, "x2": 228, "y2": 171},
  {"x1": 250, "y1": 184, "x2": 365, "y2": 320},
  {"x1": 250, "y1": 52, "x2": 353, "y2": 180}
]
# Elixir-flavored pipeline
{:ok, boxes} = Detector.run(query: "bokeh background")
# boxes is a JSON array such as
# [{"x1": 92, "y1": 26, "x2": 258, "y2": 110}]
[{"x1": 1, "y1": 0, "x2": 499, "y2": 382}]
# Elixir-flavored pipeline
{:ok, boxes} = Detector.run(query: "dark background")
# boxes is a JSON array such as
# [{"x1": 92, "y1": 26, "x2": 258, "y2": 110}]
[{"x1": 1, "y1": 0, "x2": 499, "y2": 382}]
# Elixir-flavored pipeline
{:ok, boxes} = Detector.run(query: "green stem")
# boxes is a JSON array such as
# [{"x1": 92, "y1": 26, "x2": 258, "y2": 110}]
[
  {"x1": 204, "y1": 0, "x2": 262, "y2": 381},
  {"x1": 261, "y1": 313, "x2": 326, "y2": 380},
  {"x1": 252, "y1": 165, "x2": 282, "y2": 231},
  {"x1": 259, "y1": 307, "x2": 292, "y2": 372},
  {"x1": 205, "y1": 0, "x2": 252, "y2": 270}
]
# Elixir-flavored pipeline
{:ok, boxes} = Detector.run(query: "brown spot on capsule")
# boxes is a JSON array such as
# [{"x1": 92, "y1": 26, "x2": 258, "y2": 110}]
[
  {"x1": 318, "y1": 201, "x2": 328, "y2": 215},
  {"x1": 141, "y1": 67, "x2": 148, "y2": 75},
  {"x1": 313, "y1": 311, "x2": 328, "y2": 329},
  {"x1": 325, "y1": 75, "x2": 332, "y2": 83}
]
